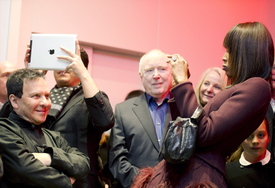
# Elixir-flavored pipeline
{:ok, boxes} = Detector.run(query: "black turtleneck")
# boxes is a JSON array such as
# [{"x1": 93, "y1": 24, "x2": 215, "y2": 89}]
[{"x1": 8, "y1": 111, "x2": 46, "y2": 146}]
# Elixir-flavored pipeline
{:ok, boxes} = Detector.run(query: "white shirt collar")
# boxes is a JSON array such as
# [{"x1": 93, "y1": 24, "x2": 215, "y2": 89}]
[{"x1": 239, "y1": 150, "x2": 270, "y2": 166}]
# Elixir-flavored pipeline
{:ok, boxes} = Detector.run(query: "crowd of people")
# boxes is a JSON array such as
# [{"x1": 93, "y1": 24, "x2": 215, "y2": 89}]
[{"x1": 0, "y1": 21, "x2": 274, "y2": 188}]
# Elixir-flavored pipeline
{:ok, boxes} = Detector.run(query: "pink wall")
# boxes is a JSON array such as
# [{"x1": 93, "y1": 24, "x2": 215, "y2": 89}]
[
  {"x1": 87, "y1": 49, "x2": 143, "y2": 108},
  {"x1": 10, "y1": 0, "x2": 275, "y2": 108}
]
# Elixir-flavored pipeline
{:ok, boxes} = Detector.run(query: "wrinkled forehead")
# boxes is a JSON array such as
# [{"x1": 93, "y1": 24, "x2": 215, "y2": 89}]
[{"x1": 141, "y1": 52, "x2": 170, "y2": 70}]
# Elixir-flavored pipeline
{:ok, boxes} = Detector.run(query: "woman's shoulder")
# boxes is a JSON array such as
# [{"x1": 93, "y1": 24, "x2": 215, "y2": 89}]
[
  {"x1": 225, "y1": 77, "x2": 269, "y2": 91},
  {"x1": 235, "y1": 77, "x2": 270, "y2": 92},
  {"x1": 227, "y1": 77, "x2": 271, "y2": 106},
  {"x1": 244, "y1": 77, "x2": 269, "y2": 84},
  {"x1": 214, "y1": 77, "x2": 271, "y2": 109}
]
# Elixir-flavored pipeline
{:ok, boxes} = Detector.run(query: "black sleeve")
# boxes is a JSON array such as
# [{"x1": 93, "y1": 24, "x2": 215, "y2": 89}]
[{"x1": 0, "y1": 101, "x2": 11, "y2": 118}]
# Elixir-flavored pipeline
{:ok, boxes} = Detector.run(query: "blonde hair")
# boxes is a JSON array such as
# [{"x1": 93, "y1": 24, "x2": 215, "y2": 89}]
[{"x1": 195, "y1": 67, "x2": 227, "y2": 106}]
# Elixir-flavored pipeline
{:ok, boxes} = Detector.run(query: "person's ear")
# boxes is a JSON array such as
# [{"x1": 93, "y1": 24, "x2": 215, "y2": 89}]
[{"x1": 9, "y1": 94, "x2": 19, "y2": 109}]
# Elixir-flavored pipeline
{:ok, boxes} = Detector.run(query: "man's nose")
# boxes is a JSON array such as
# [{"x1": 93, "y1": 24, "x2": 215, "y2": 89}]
[
  {"x1": 40, "y1": 96, "x2": 50, "y2": 105},
  {"x1": 152, "y1": 69, "x2": 160, "y2": 78}
]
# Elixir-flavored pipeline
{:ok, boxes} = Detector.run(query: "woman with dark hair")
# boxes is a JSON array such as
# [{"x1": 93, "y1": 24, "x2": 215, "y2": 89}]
[
  {"x1": 132, "y1": 22, "x2": 274, "y2": 188},
  {"x1": 222, "y1": 22, "x2": 274, "y2": 87}
]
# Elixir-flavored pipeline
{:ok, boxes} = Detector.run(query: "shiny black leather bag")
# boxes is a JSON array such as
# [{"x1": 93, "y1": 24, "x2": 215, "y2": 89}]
[{"x1": 161, "y1": 106, "x2": 203, "y2": 164}]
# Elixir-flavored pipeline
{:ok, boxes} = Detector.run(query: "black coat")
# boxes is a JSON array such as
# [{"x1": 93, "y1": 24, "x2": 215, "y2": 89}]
[{"x1": 0, "y1": 113, "x2": 90, "y2": 188}]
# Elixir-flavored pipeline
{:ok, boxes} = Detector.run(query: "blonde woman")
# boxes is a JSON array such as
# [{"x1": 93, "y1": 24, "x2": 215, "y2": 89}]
[{"x1": 195, "y1": 67, "x2": 227, "y2": 107}]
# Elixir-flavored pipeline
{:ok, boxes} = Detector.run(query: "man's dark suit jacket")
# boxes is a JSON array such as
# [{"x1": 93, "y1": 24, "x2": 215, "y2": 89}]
[{"x1": 108, "y1": 93, "x2": 178, "y2": 188}]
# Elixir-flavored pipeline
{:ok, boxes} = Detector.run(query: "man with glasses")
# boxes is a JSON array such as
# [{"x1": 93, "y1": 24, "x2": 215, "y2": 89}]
[{"x1": 108, "y1": 49, "x2": 178, "y2": 188}]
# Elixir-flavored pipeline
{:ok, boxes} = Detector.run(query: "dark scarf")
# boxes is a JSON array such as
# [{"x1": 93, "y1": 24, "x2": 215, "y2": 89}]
[{"x1": 49, "y1": 84, "x2": 81, "y2": 118}]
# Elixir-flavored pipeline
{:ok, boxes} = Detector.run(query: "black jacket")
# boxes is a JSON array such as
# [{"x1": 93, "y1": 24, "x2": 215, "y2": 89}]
[{"x1": 0, "y1": 112, "x2": 90, "y2": 188}]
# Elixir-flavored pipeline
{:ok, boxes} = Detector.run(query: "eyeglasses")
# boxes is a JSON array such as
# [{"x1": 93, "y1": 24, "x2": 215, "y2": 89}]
[{"x1": 143, "y1": 67, "x2": 169, "y2": 76}]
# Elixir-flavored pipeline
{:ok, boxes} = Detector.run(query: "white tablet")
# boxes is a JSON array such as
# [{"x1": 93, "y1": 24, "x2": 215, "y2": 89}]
[{"x1": 28, "y1": 34, "x2": 77, "y2": 70}]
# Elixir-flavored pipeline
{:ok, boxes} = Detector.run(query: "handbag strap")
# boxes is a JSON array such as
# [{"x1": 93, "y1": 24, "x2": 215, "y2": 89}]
[{"x1": 190, "y1": 106, "x2": 204, "y2": 123}]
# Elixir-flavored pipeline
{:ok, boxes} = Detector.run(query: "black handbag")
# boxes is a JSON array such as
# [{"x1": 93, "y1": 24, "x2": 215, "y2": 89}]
[{"x1": 161, "y1": 106, "x2": 203, "y2": 164}]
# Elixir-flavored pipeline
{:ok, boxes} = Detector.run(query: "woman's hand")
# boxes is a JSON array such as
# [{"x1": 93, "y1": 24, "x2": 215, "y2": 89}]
[{"x1": 167, "y1": 54, "x2": 190, "y2": 87}]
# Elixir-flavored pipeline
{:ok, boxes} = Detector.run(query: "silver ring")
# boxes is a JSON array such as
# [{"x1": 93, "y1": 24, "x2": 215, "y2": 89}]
[{"x1": 172, "y1": 55, "x2": 177, "y2": 62}]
